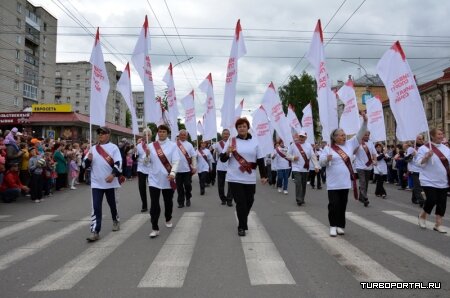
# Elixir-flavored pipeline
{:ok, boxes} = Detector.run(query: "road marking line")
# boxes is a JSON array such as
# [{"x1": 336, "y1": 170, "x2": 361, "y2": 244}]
[
  {"x1": 138, "y1": 212, "x2": 204, "y2": 288},
  {"x1": 288, "y1": 211, "x2": 401, "y2": 282},
  {"x1": 0, "y1": 215, "x2": 58, "y2": 240},
  {"x1": 240, "y1": 211, "x2": 295, "y2": 285},
  {"x1": 0, "y1": 217, "x2": 89, "y2": 271},
  {"x1": 0, "y1": 215, "x2": 11, "y2": 220},
  {"x1": 347, "y1": 212, "x2": 450, "y2": 273},
  {"x1": 383, "y1": 210, "x2": 449, "y2": 238},
  {"x1": 30, "y1": 214, "x2": 148, "y2": 291}
]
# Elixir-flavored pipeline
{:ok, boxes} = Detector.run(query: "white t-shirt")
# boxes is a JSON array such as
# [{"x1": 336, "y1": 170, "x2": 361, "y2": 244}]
[
  {"x1": 272, "y1": 146, "x2": 291, "y2": 170},
  {"x1": 197, "y1": 148, "x2": 213, "y2": 173},
  {"x1": 223, "y1": 136, "x2": 264, "y2": 184},
  {"x1": 136, "y1": 142, "x2": 151, "y2": 174},
  {"x1": 90, "y1": 142, "x2": 122, "y2": 189},
  {"x1": 147, "y1": 139, "x2": 180, "y2": 189},
  {"x1": 416, "y1": 143, "x2": 450, "y2": 188},
  {"x1": 176, "y1": 140, "x2": 197, "y2": 173},
  {"x1": 288, "y1": 142, "x2": 317, "y2": 173},
  {"x1": 354, "y1": 140, "x2": 377, "y2": 170},
  {"x1": 215, "y1": 141, "x2": 228, "y2": 171},
  {"x1": 319, "y1": 137, "x2": 360, "y2": 190},
  {"x1": 374, "y1": 152, "x2": 388, "y2": 175},
  {"x1": 406, "y1": 146, "x2": 422, "y2": 173}
]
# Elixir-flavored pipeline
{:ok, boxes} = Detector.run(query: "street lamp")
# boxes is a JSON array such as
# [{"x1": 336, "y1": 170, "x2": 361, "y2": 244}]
[
  {"x1": 340, "y1": 59, "x2": 375, "y2": 84},
  {"x1": 173, "y1": 56, "x2": 194, "y2": 68}
]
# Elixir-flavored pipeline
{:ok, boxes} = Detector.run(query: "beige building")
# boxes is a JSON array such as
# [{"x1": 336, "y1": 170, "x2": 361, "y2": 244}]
[
  {"x1": 0, "y1": 0, "x2": 57, "y2": 111},
  {"x1": 55, "y1": 62, "x2": 127, "y2": 127}
]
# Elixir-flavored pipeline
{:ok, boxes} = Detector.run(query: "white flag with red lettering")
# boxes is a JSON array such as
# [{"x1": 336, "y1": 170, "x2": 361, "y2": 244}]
[
  {"x1": 251, "y1": 106, "x2": 273, "y2": 155},
  {"x1": 366, "y1": 96, "x2": 386, "y2": 142},
  {"x1": 117, "y1": 63, "x2": 139, "y2": 135},
  {"x1": 231, "y1": 99, "x2": 244, "y2": 136},
  {"x1": 286, "y1": 104, "x2": 302, "y2": 134},
  {"x1": 220, "y1": 20, "x2": 246, "y2": 130},
  {"x1": 163, "y1": 63, "x2": 179, "y2": 140},
  {"x1": 182, "y1": 90, "x2": 197, "y2": 140},
  {"x1": 89, "y1": 28, "x2": 110, "y2": 127},
  {"x1": 261, "y1": 82, "x2": 293, "y2": 145},
  {"x1": 306, "y1": 20, "x2": 338, "y2": 143},
  {"x1": 198, "y1": 73, "x2": 217, "y2": 141},
  {"x1": 197, "y1": 119, "x2": 204, "y2": 136},
  {"x1": 131, "y1": 16, "x2": 160, "y2": 125},
  {"x1": 301, "y1": 103, "x2": 315, "y2": 144},
  {"x1": 337, "y1": 79, "x2": 360, "y2": 135},
  {"x1": 376, "y1": 41, "x2": 428, "y2": 141}
]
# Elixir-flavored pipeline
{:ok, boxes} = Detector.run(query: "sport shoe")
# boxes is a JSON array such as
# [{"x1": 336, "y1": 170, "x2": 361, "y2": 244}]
[
  {"x1": 149, "y1": 230, "x2": 160, "y2": 238},
  {"x1": 337, "y1": 227, "x2": 345, "y2": 235},
  {"x1": 277, "y1": 188, "x2": 282, "y2": 193},
  {"x1": 330, "y1": 227, "x2": 337, "y2": 237},
  {"x1": 34, "y1": 199, "x2": 40, "y2": 203},
  {"x1": 165, "y1": 221, "x2": 173, "y2": 228},
  {"x1": 418, "y1": 215, "x2": 426, "y2": 229},
  {"x1": 112, "y1": 221, "x2": 120, "y2": 231},
  {"x1": 70, "y1": 186, "x2": 77, "y2": 190},
  {"x1": 186, "y1": 199, "x2": 191, "y2": 207},
  {"x1": 433, "y1": 226, "x2": 447, "y2": 233},
  {"x1": 86, "y1": 232, "x2": 99, "y2": 242},
  {"x1": 283, "y1": 190, "x2": 288, "y2": 195}
]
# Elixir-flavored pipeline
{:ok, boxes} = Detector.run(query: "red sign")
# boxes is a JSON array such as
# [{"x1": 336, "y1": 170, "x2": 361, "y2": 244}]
[{"x1": 0, "y1": 112, "x2": 31, "y2": 125}]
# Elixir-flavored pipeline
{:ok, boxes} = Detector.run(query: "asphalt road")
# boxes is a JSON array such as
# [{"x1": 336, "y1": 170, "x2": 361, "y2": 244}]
[{"x1": 0, "y1": 175, "x2": 449, "y2": 298}]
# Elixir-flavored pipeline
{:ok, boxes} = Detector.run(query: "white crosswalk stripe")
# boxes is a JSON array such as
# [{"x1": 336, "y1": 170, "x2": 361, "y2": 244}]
[
  {"x1": 0, "y1": 215, "x2": 11, "y2": 220},
  {"x1": 138, "y1": 212, "x2": 204, "y2": 288},
  {"x1": 288, "y1": 211, "x2": 401, "y2": 282},
  {"x1": 241, "y1": 211, "x2": 295, "y2": 285},
  {"x1": 383, "y1": 210, "x2": 449, "y2": 237},
  {"x1": 0, "y1": 217, "x2": 89, "y2": 271},
  {"x1": 0, "y1": 215, "x2": 58, "y2": 240},
  {"x1": 30, "y1": 214, "x2": 148, "y2": 291},
  {"x1": 347, "y1": 212, "x2": 450, "y2": 273}
]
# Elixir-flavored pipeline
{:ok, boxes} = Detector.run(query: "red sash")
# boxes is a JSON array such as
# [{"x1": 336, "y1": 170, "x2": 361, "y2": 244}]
[
  {"x1": 142, "y1": 140, "x2": 148, "y2": 152},
  {"x1": 231, "y1": 137, "x2": 257, "y2": 174},
  {"x1": 276, "y1": 146, "x2": 292, "y2": 168},
  {"x1": 430, "y1": 144, "x2": 450, "y2": 185},
  {"x1": 198, "y1": 148, "x2": 209, "y2": 167},
  {"x1": 294, "y1": 143, "x2": 309, "y2": 169},
  {"x1": 95, "y1": 144, "x2": 125, "y2": 185},
  {"x1": 361, "y1": 142, "x2": 373, "y2": 167},
  {"x1": 177, "y1": 140, "x2": 193, "y2": 173},
  {"x1": 153, "y1": 142, "x2": 177, "y2": 190},
  {"x1": 331, "y1": 144, "x2": 358, "y2": 200},
  {"x1": 219, "y1": 140, "x2": 225, "y2": 150}
]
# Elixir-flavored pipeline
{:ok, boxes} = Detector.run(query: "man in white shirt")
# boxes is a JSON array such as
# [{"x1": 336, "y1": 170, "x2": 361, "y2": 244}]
[
  {"x1": 197, "y1": 141, "x2": 213, "y2": 195},
  {"x1": 215, "y1": 129, "x2": 233, "y2": 206},
  {"x1": 354, "y1": 131, "x2": 377, "y2": 207},
  {"x1": 85, "y1": 126, "x2": 122, "y2": 242},
  {"x1": 175, "y1": 130, "x2": 197, "y2": 208}
]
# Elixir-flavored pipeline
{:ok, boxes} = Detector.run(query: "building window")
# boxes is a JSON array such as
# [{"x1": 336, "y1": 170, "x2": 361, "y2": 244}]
[
  {"x1": 436, "y1": 100, "x2": 442, "y2": 119},
  {"x1": 14, "y1": 96, "x2": 19, "y2": 106},
  {"x1": 76, "y1": 74, "x2": 80, "y2": 80},
  {"x1": 17, "y1": 18, "x2": 22, "y2": 28},
  {"x1": 67, "y1": 70, "x2": 71, "y2": 76},
  {"x1": 43, "y1": 77, "x2": 47, "y2": 85},
  {"x1": 23, "y1": 83, "x2": 37, "y2": 99},
  {"x1": 66, "y1": 97, "x2": 71, "y2": 103},
  {"x1": 76, "y1": 83, "x2": 80, "y2": 89},
  {"x1": 14, "y1": 80, "x2": 19, "y2": 91},
  {"x1": 16, "y1": 49, "x2": 20, "y2": 60},
  {"x1": 15, "y1": 65, "x2": 20, "y2": 74},
  {"x1": 43, "y1": 36, "x2": 47, "y2": 45},
  {"x1": 55, "y1": 71, "x2": 60, "y2": 77},
  {"x1": 86, "y1": 69, "x2": 90, "y2": 76},
  {"x1": 44, "y1": 23, "x2": 47, "y2": 31},
  {"x1": 43, "y1": 50, "x2": 47, "y2": 58},
  {"x1": 16, "y1": 35, "x2": 21, "y2": 44},
  {"x1": 67, "y1": 79, "x2": 71, "y2": 85},
  {"x1": 85, "y1": 105, "x2": 88, "y2": 111},
  {"x1": 17, "y1": 2, "x2": 23, "y2": 13},
  {"x1": 85, "y1": 96, "x2": 89, "y2": 102},
  {"x1": 85, "y1": 78, "x2": 89, "y2": 85},
  {"x1": 67, "y1": 88, "x2": 71, "y2": 94},
  {"x1": 41, "y1": 90, "x2": 45, "y2": 99},
  {"x1": 76, "y1": 92, "x2": 80, "y2": 98},
  {"x1": 426, "y1": 102, "x2": 433, "y2": 120}
]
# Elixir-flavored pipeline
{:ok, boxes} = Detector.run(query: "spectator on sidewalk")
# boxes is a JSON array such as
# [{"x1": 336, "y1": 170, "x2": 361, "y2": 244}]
[{"x1": 0, "y1": 162, "x2": 29, "y2": 203}]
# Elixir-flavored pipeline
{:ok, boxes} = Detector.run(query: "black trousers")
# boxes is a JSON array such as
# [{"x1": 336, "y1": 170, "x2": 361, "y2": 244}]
[
  {"x1": 29, "y1": 173, "x2": 43, "y2": 200},
  {"x1": 411, "y1": 172, "x2": 425, "y2": 203},
  {"x1": 229, "y1": 182, "x2": 255, "y2": 230},
  {"x1": 138, "y1": 171, "x2": 148, "y2": 210},
  {"x1": 149, "y1": 186, "x2": 174, "y2": 230},
  {"x1": 198, "y1": 171, "x2": 208, "y2": 193},
  {"x1": 209, "y1": 163, "x2": 216, "y2": 184},
  {"x1": 422, "y1": 186, "x2": 448, "y2": 216},
  {"x1": 217, "y1": 170, "x2": 232, "y2": 202},
  {"x1": 309, "y1": 170, "x2": 321, "y2": 188},
  {"x1": 55, "y1": 173, "x2": 67, "y2": 190},
  {"x1": 176, "y1": 172, "x2": 192, "y2": 205},
  {"x1": 328, "y1": 189, "x2": 349, "y2": 228},
  {"x1": 375, "y1": 174, "x2": 387, "y2": 196}
]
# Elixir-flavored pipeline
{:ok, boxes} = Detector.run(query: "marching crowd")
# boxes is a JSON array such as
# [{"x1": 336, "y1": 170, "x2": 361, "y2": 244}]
[{"x1": 1, "y1": 116, "x2": 448, "y2": 242}]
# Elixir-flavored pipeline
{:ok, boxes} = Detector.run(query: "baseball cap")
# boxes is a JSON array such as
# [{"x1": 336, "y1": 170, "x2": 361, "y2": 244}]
[
  {"x1": 96, "y1": 126, "x2": 111, "y2": 134},
  {"x1": 298, "y1": 131, "x2": 307, "y2": 137}
]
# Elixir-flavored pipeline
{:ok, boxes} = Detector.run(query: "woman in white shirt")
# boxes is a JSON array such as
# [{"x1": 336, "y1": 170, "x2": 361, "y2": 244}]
[
  {"x1": 374, "y1": 143, "x2": 389, "y2": 198},
  {"x1": 319, "y1": 114, "x2": 368, "y2": 237},
  {"x1": 220, "y1": 118, "x2": 268, "y2": 237},
  {"x1": 417, "y1": 128, "x2": 449, "y2": 234}
]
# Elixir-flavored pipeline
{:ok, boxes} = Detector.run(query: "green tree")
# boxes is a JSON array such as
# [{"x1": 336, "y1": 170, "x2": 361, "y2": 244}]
[
  {"x1": 125, "y1": 110, "x2": 132, "y2": 128},
  {"x1": 278, "y1": 71, "x2": 320, "y2": 140}
]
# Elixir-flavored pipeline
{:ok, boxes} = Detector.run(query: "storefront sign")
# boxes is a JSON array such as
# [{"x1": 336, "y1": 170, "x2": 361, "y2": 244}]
[
  {"x1": 0, "y1": 112, "x2": 31, "y2": 125},
  {"x1": 32, "y1": 104, "x2": 72, "y2": 112}
]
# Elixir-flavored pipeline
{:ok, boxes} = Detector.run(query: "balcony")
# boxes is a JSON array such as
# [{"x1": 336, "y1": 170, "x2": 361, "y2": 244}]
[
  {"x1": 24, "y1": 50, "x2": 39, "y2": 67},
  {"x1": 25, "y1": 32, "x2": 40, "y2": 45}
]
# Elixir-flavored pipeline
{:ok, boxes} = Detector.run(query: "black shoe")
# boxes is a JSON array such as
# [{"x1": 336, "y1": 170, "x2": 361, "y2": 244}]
[
  {"x1": 311, "y1": 185, "x2": 315, "y2": 189},
  {"x1": 238, "y1": 229, "x2": 245, "y2": 236},
  {"x1": 186, "y1": 200, "x2": 191, "y2": 207},
  {"x1": 419, "y1": 201, "x2": 425, "y2": 208},
  {"x1": 221, "y1": 201, "x2": 226, "y2": 205},
  {"x1": 178, "y1": 204, "x2": 184, "y2": 208},
  {"x1": 317, "y1": 187, "x2": 322, "y2": 189},
  {"x1": 200, "y1": 190, "x2": 205, "y2": 195},
  {"x1": 227, "y1": 201, "x2": 233, "y2": 207},
  {"x1": 141, "y1": 208, "x2": 148, "y2": 212},
  {"x1": 297, "y1": 202, "x2": 303, "y2": 206},
  {"x1": 364, "y1": 200, "x2": 369, "y2": 207}
]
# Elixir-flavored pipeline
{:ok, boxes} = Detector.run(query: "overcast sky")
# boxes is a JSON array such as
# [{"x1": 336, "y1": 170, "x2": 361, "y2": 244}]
[{"x1": 30, "y1": 0, "x2": 450, "y2": 127}]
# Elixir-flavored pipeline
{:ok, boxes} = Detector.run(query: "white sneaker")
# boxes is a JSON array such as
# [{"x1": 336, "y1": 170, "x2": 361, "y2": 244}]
[
  {"x1": 418, "y1": 215, "x2": 426, "y2": 229},
  {"x1": 165, "y1": 221, "x2": 173, "y2": 228},
  {"x1": 330, "y1": 227, "x2": 337, "y2": 237},
  {"x1": 433, "y1": 226, "x2": 447, "y2": 234},
  {"x1": 283, "y1": 190, "x2": 288, "y2": 195},
  {"x1": 71, "y1": 186, "x2": 77, "y2": 190},
  {"x1": 149, "y1": 230, "x2": 160, "y2": 238},
  {"x1": 277, "y1": 188, "x2": 282, "y2": 193},
  {"x1": 337, "y1": 227, "x2": 345, "y2": 235}
]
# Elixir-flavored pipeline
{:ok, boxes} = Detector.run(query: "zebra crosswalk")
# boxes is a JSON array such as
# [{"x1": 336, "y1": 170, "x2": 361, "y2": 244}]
[{"x1": 0, "y1": 207, "x2": 448, "y2": 293}]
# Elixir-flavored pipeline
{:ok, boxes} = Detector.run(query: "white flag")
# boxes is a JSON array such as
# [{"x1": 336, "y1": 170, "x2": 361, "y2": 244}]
[
  {"x1": 251, "y1": 106, "x2": 273, "y2": 155},
  {"x1": 117, "y1": 63, "x2": 139, "y2": 135},
  {"x1": 131, "y1": 16, "x2": 160, "y2": 125},
  {"x1": 261, "y1": 82, "x2": 293, "y2": 145},
  {"x1": 182, "y1": 90, "x2": 197, "y2": 140},
  {"x1": 301, "y1": 103, "x2": 315, "y2": 144},
  {"x1": 89, "y1": 28, "x2": 110, "y2": 127},
  {"x1": 162, "y1": 63, "x2": 179, "y2": 140},
  {"x1": 366, "y1": 96, "x2": 386, "y2": 142},
  {"x1": 376, "y1": 41, "x2": 428, "y2": 141},
  {"x1": 231, "y1": 99, "x2": 244, "y2": 136},
  {"x1": 220, "y1": 20, "x2": 247, "y2": 130},
  {"x1": 197, "y1": 119, "x2": 204, "y2": 136},
  {"x1": 306, "y1": 20, "x2": 338, "y2": 143},
  {"x1": 198, "y1": 73, "x2": 217, "y2": 141},
  {"x1": 286, "y1": 104, "x2": 302, "y2": 134},
  {"x1": 337, "y1": 79, "x2": 360, "y2": 135}
]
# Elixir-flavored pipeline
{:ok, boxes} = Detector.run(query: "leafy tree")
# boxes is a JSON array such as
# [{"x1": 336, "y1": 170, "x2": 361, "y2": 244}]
[
  {"x1": 125, "y1": 110, "x2": 132, "y2": 128},
  {"x1": 278, "y1": 71, "x2": 321, "y2": 140}
]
